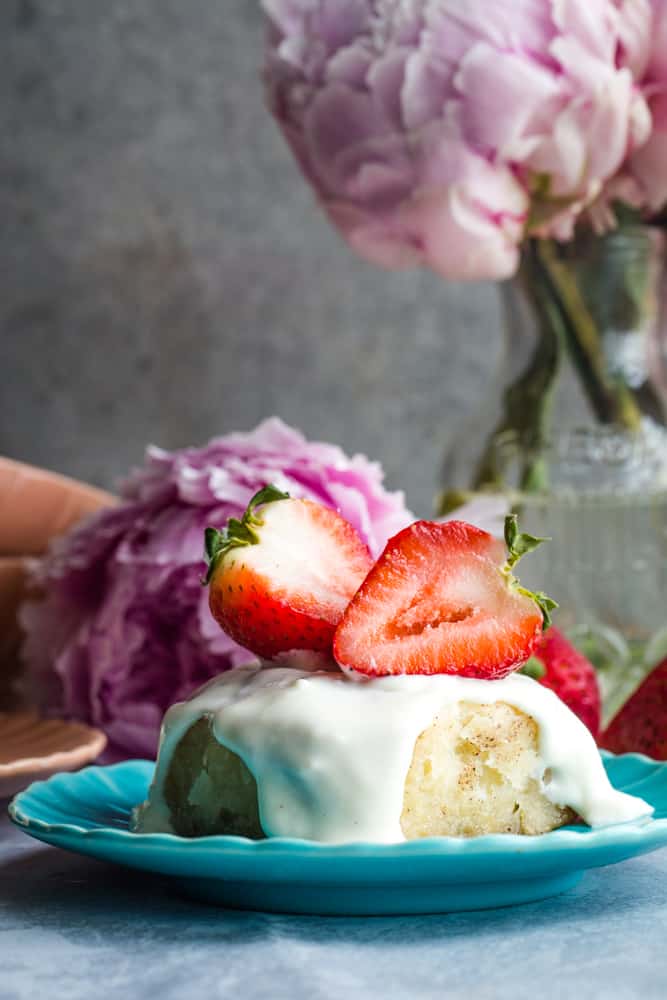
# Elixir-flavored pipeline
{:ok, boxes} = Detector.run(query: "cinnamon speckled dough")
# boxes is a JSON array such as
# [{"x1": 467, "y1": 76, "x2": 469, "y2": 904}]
[
  {"x1": 159, "y1": 702, "x2": 572, "y2": 840},
  {"x1": 401, "y1": 701, "x2": 572, "y2": 837}
]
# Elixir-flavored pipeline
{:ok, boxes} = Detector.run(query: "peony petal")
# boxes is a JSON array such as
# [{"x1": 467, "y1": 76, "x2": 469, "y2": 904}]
[
  {"x1": 368, "y1": 48, "x2": 410, "y2": 130},
  {"x1": 631, "y1": 111, "x2": 667, "y2": 209},
  {"x1": 304, "y1": 82, "x2": 386, "y2": 156},
  {"x1": 614, "y1": 0, "x2": 653, "y2": 76},
  {"x1": 552, "y1": 0, "x2": 618, "y2": 62},
  {"x1": 326, "y1": 40, "x2": 373, "y2": 87},
  {"x1": 455, "y1": 43, "x2": 563, "y2": 159}
]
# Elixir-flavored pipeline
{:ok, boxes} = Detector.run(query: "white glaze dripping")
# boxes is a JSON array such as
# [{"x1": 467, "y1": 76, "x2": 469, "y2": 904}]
[{"x1": 134, "y1": 664, "x2": 652, "y2": 843}]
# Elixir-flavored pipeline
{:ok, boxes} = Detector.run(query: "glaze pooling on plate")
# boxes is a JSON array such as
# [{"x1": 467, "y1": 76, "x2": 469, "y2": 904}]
[{"x1": 133, "y1": 665, "x2": 652, "y2": 843}]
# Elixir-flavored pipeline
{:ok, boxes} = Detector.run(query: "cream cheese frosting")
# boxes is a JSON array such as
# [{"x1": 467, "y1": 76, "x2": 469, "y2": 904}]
[{"x1": 134, "y1": 664, "x2": 652, "y2": 843}]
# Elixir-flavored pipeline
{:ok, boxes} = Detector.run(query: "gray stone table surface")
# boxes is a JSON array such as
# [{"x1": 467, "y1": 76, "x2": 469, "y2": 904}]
[{"x1": 1, "y1": 812, "x2": 666, "y2": 1000}]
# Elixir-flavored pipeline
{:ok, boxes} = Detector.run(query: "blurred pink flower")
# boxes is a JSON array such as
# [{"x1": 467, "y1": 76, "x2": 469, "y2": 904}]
[
  {"x1": 20, "y1": 419, "x2": 412, "y2": 758},
  {"x1": 630, "y1": 0, "x2": 667, "y2": 211},
  {"x1": 263, "y1": 0, "x2": 652, "y2": 280}
]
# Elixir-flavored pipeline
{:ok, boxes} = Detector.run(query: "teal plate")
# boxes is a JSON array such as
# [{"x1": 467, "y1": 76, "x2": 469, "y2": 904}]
[{"x1": 9, "y1": 755, "x2": 667, "y2": 915}]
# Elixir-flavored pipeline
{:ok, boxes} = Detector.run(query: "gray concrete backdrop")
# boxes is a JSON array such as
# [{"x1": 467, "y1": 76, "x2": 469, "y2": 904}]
[{"x1": 1, "y1": 0, "x2": 499, "y2": 516}]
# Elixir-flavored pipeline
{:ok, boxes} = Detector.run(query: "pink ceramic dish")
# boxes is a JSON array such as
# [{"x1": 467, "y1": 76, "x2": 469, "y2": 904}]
[
  {"x1": 0, "y1": 457, "x2": 115, "y2": 710},
  {"x1": 0, "y1": 712, "x2": 107, "y2": 798},
  {"x1": 0, "y1": 456, "x2": 115, "y2": 556},
  {"x1": 0, "y1": 557, "x2": 28, "y2": 707}
]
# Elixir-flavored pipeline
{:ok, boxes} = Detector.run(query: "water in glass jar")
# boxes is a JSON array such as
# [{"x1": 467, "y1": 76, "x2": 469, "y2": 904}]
[{"x1": 515, "y1": 425, "x2": 667, "y2": 726}]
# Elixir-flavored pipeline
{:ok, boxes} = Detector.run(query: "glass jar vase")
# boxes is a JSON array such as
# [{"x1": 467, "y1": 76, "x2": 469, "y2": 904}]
[{"x1": 441, "y1": 226, "x2": 667, "y2": 724}]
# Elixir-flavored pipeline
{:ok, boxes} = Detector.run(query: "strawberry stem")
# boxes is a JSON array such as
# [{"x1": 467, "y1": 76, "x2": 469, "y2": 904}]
[
  {"x1": 502, "y1": 514, "x2": 558, "y2": 630},
  {"x1": 202, "y1": 484, "x2": 290, "y2": 585}
]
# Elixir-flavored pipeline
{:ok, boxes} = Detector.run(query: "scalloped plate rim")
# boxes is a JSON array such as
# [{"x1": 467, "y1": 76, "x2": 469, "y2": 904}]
[
  {"x1": 8, "y1": 752, "x2": 667, "y2": 856},
  {"x1": 9, "y1": 754, "x2": 667, "y2": 913}
]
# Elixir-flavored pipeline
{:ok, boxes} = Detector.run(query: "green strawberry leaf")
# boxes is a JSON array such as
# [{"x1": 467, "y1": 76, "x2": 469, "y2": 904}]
[
  {"x1": 245, "y1": 484, "x2": 291, "y2": 525},
  {"x1": 502, "y1": 514, "x2": 558, "y2": 630},
  {"x1": 202, "y1": 484, "x2": 290, "y2": 585},
  {"x1": 204, "y1": 525, "x2": 221, "y2": 562},
  {"x1": 504, "y1": 514, "x2": 551, "y2": 569}
]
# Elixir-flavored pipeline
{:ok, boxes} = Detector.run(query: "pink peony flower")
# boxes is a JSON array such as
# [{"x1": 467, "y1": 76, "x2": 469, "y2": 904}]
[
  {"x1": 20, "y1": 418, "x2": 412, "y2": 758},
  {"x1": 629, "y1": 0, "x2": 667, "y2": 212},
  {"x1": 262, "y1": 0, "x2": 652, "y2": 280}
]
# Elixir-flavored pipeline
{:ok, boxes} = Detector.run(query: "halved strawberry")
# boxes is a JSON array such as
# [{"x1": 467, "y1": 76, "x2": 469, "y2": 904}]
[
  {"x1": 333, "y1": 516, "x2": 556, "y2": 679},
  {"x1": 204, "y1": 485, "x2": 373, "y2": 660}
]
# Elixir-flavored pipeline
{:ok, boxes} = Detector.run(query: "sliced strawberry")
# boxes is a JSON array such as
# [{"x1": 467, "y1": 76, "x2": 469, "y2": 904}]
[
  {"x1": 333, "y1": 518, "x2": 552, "y2": 679},
  {"x1": 520, "y1": 628, "x2": 601, "y2": 738},
  {"x1": 599, "y1": 657, "x2": 667, "y2": 760},
  {"x1": 204, "y1": 485, "x2": 373, "y2": 660}
]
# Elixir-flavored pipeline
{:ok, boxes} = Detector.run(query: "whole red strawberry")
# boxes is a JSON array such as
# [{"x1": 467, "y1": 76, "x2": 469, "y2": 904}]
[
  {"x1": 204, "y1": 485, "x2": 373, "y2": 660},
  {"x1": 520, "y1": 628, "x2": 601, "y2": 738},
  {"x1": 599, "y1": 657, "x2": 667, "y2": 760}
]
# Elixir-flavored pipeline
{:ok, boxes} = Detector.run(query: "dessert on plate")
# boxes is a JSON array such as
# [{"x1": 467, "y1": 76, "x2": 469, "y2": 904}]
[{"x1": 133, "y1": 488, "x2": 651, "y2": 843}]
